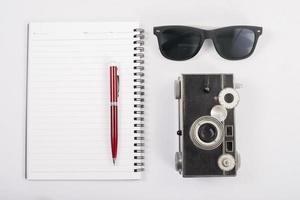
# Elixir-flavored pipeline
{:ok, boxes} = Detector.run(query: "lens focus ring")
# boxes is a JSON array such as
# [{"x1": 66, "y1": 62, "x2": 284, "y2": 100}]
[{"x1": 189, "y1": 116, "x2": 224, "y2": 150}]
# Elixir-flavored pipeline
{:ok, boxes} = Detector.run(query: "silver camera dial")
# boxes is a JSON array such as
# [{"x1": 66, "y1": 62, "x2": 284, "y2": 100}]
[{"x1": 218, "y1": 88, "x2": 240, "y2": 109}]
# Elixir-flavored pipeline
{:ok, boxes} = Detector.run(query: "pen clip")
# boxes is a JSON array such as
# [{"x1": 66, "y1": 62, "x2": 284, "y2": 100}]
[{"x1": 117, "y1": 74, "x2": 119, "y2": 98}]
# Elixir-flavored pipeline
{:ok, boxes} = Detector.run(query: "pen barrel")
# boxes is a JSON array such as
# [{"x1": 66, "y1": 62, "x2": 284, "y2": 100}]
[
  {"x1": 110, "y1": 66, "x2": 118, "y2": 102},
  {"x1": 110, "y1": 66, "x2": 118, "y2": 161},
  {"x1": 110, "y1": 105, "x2": 118, "y2": 159}
]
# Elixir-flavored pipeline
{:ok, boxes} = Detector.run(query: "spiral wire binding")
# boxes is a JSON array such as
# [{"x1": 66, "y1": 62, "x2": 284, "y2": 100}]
[{"x1": 133, "y1": 28, "x2": 145, "y2": 172}]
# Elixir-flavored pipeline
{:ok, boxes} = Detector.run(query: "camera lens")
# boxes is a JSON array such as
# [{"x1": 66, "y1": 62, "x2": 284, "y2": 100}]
[
  {"x1": 198, "y1": 123, "x2": 218, "y2": 143},
  {"x1": 190, "y1": 116, "x2": 224, "y2": 150}
]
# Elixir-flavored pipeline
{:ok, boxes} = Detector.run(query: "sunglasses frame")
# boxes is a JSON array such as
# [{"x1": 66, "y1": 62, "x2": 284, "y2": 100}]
[{"x1": 153, "y1": 25, "x2": 263, "y2": 60}]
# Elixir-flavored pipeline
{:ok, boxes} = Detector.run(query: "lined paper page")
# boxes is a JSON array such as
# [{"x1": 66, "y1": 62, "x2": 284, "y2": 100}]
[{"x1": 26, "y1": 22, "x2": 141, "y2": 180}]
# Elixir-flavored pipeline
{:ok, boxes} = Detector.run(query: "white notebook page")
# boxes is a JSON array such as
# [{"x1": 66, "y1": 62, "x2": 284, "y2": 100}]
[{"x1": 26, "y1": 22, "x2": 141, "y2": 180}]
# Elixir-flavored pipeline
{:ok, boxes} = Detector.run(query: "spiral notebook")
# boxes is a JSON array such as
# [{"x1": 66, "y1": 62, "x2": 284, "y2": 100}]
[{"x1": 26, "y1": 22, "x2": 145, "y2": 180}]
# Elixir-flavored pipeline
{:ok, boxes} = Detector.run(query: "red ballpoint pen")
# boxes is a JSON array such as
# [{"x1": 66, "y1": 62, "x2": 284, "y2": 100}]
[{"x1": 110, "y1": 65, "x2": 119, "y2": 165}]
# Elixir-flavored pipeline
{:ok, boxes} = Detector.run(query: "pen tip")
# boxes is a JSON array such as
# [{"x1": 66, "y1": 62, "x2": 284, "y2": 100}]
[{"x1": 113, "y1": 159, "x2": 116, "y2": 165}]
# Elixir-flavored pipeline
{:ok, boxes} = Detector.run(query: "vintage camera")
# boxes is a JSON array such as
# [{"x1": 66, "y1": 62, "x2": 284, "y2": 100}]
[{"x1": 174, "y1": 74, "x2": 241, "y2": 177}]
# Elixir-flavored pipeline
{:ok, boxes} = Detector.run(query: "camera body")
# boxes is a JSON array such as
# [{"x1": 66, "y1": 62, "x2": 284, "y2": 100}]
[{"x1": 175, "y1": 74, "x2": 241, "y2": 177}]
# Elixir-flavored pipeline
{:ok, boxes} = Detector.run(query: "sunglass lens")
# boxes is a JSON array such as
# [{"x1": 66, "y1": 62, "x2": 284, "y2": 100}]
[
  {"x1": 215, "y1": 28, "x2": 255, "y2": 59},
  {"x1": 156, "y1": 27, "x2": 202, "y2": 60}
]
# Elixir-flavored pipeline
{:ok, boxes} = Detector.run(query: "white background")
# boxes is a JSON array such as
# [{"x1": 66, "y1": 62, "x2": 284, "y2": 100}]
[{"x1": 1, "y1": 0, "x2": 300, "y2": 199}]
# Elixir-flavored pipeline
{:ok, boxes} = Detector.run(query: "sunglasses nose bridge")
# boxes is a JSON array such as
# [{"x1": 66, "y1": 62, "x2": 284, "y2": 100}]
[{"x1": 203, "y1": 30, "x2": 214, "y2": 39}]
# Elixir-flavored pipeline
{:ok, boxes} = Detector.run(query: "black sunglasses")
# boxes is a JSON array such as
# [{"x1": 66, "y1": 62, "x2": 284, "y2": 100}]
[{"x1": 153, "y1": 25, "x2": 262, "y2": 61}]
